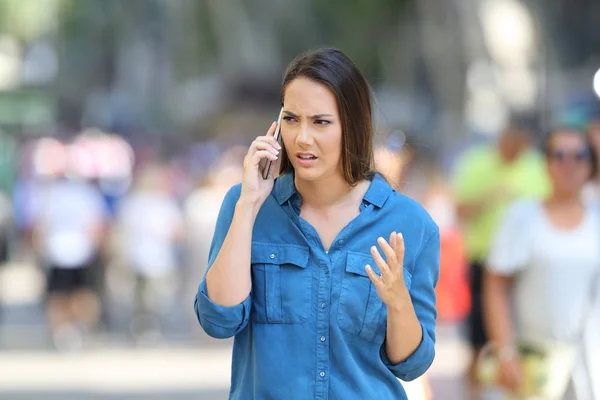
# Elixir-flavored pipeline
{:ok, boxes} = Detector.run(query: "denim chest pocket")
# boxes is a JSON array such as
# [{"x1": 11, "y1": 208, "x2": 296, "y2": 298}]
[
  {"x1": 337, "y1": 251, "x2": 413, "y2": 343},
  {"x1": 250, "y1": 242, "x2": 312, "y2": 324}
]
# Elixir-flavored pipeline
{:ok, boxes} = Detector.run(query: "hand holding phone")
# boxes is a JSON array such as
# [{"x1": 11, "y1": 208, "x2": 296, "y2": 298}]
[
  {"x1": 261, "y1": 108, "x2": 283, "y2": 180},
  {"x1": 240, "y1": 113, "x2": 282, "y2": 207}
]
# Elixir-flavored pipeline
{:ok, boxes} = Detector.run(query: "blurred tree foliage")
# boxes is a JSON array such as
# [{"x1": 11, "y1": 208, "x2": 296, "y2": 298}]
[
  {"x1": 48, "y1": 0, "x2": 420, "y2": 132},
  {"x1": 0, "y1": 0, "x2": 596, "y2": 141}
]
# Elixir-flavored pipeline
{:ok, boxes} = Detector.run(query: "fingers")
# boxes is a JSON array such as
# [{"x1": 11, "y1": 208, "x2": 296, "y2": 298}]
[
  {"x1": 377, "y1": 236, "x2": 398, "y2": 268},
  {"x1": 370, "y1": 245, "x2": 392, "y2": 280},
  {"x1": 254, "y1": 135, "x2": 281, "y2": 148},
  {"x1": 501, "y1": 373, "x2": 519, "y2": 392},
  {"x1": 252, "y1": 139, "x2": 280, "y2": 156},
  {"x1": 266, "y1": 120, "x2": 278, "y2": 137},
  {"x1": 250, "y1": 150, "x2": 278, "y2": 168},
  {"x1": 508, "y1": 365, "x2": 522, "y2": 391},
  {"x1": 395, "y1": 232, "x2": 405, "y2": 262},
  {"x1": 365, "y1": 264, "x2": 382, "y2": 287},
  {"x1": 369, "y1": 232, "x2": 406, "y2": 283},
  {"x1": 499, "y1": 360, "x2": 522, "y2": 392},
  {"x1": 246, "y1": 121, "x2": 283, "y2": 165}
]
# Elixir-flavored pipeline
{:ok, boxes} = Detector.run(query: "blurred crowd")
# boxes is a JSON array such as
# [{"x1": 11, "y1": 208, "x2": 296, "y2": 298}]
[{"x1": 0, "y1": 127, "x2": 248, "y2": 349}]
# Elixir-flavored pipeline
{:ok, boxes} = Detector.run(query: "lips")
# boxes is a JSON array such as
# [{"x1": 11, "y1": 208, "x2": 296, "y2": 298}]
[
  {"x1": 295, "y1": 152, "x2": 318, "y2": 167},
  {"x1": 296, "y1": 152, "x2": 317, "y2": 160}
]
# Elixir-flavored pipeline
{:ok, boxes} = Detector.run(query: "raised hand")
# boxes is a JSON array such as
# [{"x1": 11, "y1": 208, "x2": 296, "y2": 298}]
[
  {"x1": 365, "y1": 231, "x2": 410, "y2": 309},
  {"x1": 240, "y1": 121, "x2": 282, "y2": 207}
]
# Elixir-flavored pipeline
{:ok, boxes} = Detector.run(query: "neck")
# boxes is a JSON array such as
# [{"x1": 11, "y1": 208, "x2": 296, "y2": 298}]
[
  {"x1": 295, "y1": 172, "x2": 357, "y2": 209},
  {"x1": 546, "y1": 189, "x2": 582, "y2": 207}
]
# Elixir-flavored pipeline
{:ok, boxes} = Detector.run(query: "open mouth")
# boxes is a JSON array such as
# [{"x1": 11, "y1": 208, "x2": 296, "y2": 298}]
[{"x1": 298, "y1": 154, "x2": 317, "y2": 160}]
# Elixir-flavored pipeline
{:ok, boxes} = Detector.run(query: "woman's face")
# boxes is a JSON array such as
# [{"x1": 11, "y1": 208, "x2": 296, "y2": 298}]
[
  {"x1": 281, "y1": 77, "x2": 343, "y2": 183},
  {"x1": 546, "y1": 131, "x2": 593, "y2": 195}
]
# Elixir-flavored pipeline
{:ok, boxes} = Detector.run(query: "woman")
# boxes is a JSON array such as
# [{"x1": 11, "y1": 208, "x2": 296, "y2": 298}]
[
  {"x1": 484, "y1": 128, "x2": 600, "y2": 399},
  {"x1": 195, "y1": 48, "x2": 440, "y2": 399}
]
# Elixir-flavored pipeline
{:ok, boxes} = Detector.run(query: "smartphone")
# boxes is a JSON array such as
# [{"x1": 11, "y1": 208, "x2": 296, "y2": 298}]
[{"x1": 262, "y1": 107, "x2": 284, "y2": 179}]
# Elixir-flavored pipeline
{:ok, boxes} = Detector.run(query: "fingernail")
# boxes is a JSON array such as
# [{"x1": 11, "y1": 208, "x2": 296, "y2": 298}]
[
  {"x1": 270, "y1": 147, "x2": 279, "y2": 155},
  {"x1": 397, "y1": 232, "x2": 403, "y2": 239},
  {"x1": 371, "y1": 246, "x2": 377, "y2": 252},
  {"x1": 274, "y1": 142, "x2": 281, "y2": 149}
]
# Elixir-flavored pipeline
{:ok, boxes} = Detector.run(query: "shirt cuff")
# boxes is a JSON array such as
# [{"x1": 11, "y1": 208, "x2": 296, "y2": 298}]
[
  {"x1": 195, "y1": 279, "x2": 251, "y2": 337},
  {"x1": 380, "y1": 324, "x2": 435, "y2": 381}
]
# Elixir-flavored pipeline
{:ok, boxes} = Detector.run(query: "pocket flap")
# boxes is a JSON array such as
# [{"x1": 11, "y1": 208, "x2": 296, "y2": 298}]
[
  {"x1": 345, "y1": 251, "x2": 378, "y2": 276},
  {"x1": 345, "y1": 251, "x2": 413, "y2": 288},
  {"x1": 251, "y1": 242, "x2": 310, "y2": 268}
]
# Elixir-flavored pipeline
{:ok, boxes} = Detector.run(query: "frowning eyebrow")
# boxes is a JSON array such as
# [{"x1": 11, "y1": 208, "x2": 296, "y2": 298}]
[{"x1": 283, "y1": 110, "x2": 334, "y2": 119}]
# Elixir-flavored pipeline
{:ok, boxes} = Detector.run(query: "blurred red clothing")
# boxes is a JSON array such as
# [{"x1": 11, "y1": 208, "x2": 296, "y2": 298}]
[{"x1": 436, "y1": 227, "x2": 471, "y2": 323}]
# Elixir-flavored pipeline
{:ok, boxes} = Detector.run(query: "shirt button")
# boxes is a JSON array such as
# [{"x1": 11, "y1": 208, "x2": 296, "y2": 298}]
[
  {"x1": 269, "y1": 253, "x2": 275, "y2": 259},
  {"x1": 338, "y1": 239, "x2": 344, "y2": 245},
  {"x1": 320, "y1": 336, "x2": 326, "y2": 342},
  {"x1": 319, "y1": 371, "x2": 326, "y2": 377},
  {"x1": 321, "y1": 302, "x2": 327, "y2": 309}
]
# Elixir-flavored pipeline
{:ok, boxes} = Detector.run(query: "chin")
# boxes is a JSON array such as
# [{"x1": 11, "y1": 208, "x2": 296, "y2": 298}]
[
  {"x1": 292, "y1": 167, "x2": 323, "y2": 182},
  {"x1": 293, "y1": 167, "x2": 344, "y2": 185}
]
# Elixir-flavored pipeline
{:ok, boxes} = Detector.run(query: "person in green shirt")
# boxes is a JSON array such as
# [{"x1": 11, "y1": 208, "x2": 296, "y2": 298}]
[{"x1": 451, "y1": 125, "x2": 550, "y2": 386}]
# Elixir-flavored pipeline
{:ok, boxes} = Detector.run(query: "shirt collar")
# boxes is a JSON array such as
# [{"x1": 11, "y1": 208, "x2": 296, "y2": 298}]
[
  {"x1": 363, "y1": 173, "x2": 393, "y2": 208},
  {"x1": 274, "y1": 171, "x2": 297, "y2": 206},
  {"x1": 274, "y1": 171, "x2": 392, "y2": 208}
]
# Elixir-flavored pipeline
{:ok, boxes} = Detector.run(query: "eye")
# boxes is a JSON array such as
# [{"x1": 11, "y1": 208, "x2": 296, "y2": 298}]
[
  {"x1": 314, "y1": 119, "x2": 331, "y2": 126},
  {"x1": 282, "y1": 116, "x2": 297, "y2": 123}
]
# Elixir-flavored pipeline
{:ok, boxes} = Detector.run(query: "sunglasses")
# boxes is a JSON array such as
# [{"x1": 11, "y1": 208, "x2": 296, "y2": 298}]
[{"x1": 548, "y1": 149, "x2": 591, "y2": 163}]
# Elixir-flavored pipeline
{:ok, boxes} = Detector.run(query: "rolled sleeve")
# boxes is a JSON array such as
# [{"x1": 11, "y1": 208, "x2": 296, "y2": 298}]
[
  {"x1": 381, "y1": 323, "x2": 435, "y2": 381},
  {"x1": 194, "y1": 279, "x2": 251, "y2": 339},
  {"x1": 383, "y1": 226, "x2": 440, "y2": 381}
]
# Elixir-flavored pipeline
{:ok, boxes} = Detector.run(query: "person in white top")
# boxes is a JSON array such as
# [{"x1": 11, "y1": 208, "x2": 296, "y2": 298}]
[
  {"x1": 117, "y1": 164, "x2": 183, "y2": 339},
  {"x1": 32, "y1": 176, "x2": 107, "y2": 350},
  {"x1": 484, "y1": 128, "x2": 600, "y2": 399}
]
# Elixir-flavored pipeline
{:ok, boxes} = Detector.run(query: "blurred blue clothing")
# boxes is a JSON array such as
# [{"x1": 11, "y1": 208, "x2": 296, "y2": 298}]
[{"x1": 195, "y1": 172, "x2": 440, "y2": 400}]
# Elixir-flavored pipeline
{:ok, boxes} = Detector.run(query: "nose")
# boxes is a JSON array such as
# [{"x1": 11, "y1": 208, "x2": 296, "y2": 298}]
[{"x1": 295, "y1": 122, "x2": 313, "y2": 147}]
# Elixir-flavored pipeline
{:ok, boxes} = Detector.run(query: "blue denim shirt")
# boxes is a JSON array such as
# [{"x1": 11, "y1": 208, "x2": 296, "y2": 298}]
[{"x1": 195, "y1": 172, "x2": 440, "y2": 400}]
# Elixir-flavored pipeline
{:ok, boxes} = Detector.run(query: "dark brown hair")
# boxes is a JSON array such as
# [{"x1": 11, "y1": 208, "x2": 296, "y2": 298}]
[{"x1": 278, "y1": 47, "x2": 375, "y2": 185}]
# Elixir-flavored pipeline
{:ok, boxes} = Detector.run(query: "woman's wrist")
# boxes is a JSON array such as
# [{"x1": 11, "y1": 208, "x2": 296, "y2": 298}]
[
  {"x1": 236, "y1": 195, "x2": 263, "y2": 219},
  {"x1": 494, "y1": 343, "x2": 518, "y2": 362}
]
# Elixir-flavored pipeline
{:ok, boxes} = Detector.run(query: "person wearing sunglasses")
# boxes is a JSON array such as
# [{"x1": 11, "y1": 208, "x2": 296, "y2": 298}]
[
  {"x1": 451, "y1": 124, "x2": 550, "y2": 387},
  {"x1": 484, "y1": 128, "x2": 600, "y2": 399}
]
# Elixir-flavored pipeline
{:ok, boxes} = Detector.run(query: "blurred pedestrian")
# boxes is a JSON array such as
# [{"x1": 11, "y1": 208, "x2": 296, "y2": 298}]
[
  {"x1": 451, "y1": 124, "x2": 550, "y2": 387},
  {"x1": 484, "y1": 128, "x2": 600, "y2": 399},
  {"x1": 32, "y1": 174, "x2": 107, "y2": 351},
  {"x1": 117, "y1": 164, "x2": 183, "y2": 341}
]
